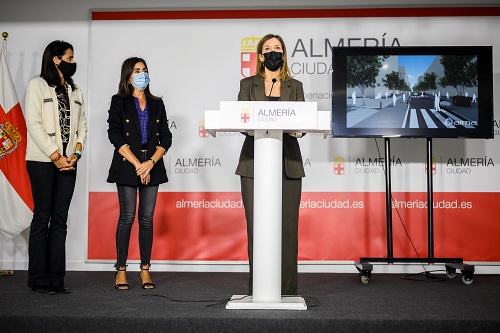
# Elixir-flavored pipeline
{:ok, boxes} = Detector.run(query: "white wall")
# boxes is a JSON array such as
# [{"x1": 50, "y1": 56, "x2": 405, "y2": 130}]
[{"x1": 1, "y1": 0, "x2": 499, "y2": 274}]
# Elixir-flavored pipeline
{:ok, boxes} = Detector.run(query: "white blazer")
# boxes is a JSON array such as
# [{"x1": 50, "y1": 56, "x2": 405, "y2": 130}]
[{"x1": 24, "y1": 76, "x2": 87, "y2": 162}]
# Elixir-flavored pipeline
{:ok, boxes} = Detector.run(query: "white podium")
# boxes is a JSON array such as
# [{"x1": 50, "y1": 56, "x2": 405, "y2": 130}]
[{"x1": 205, "y1": 101, "x2": 330, "y2": 310}]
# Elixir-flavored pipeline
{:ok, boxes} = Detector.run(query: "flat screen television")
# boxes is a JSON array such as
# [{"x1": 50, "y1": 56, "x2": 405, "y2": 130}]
[{"x1": 331, "y1": 46, "x2": 494, "y2": 138}]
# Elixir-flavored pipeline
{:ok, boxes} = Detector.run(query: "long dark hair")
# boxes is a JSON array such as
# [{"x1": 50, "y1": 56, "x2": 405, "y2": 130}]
[
  {"x1": 117, "y1": 57, "x2": 160, "y2": 100},
  {"x1": 40, "y1": 40, "x2": 76, "y2": 89}
]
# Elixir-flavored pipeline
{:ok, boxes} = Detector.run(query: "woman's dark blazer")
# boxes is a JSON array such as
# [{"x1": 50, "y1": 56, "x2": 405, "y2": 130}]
[
  {"x1": 235, "y1": 75, "x2": 305, "y2": 179},
  {"x1": 107, "y1": 94, "x2": 172, "y2": 187}
]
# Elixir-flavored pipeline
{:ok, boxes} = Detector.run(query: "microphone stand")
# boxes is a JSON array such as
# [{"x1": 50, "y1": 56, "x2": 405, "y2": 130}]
[{"x1": 267, "y1": 78, "x2": 277, "y2": 100}]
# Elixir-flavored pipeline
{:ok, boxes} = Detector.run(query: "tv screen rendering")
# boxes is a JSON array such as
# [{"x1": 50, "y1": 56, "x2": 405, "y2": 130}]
[{"x1": 331, "y1": 46, "x2": 494, "y2": 138}]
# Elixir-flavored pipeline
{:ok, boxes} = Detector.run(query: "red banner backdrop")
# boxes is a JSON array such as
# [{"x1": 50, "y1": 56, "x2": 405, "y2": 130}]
[
  {"x1": 88, "y1": 8, "x2": 500, "y2": 265},
  {"x1": 88, "y1": 192, "x2": 500, "y2": 262}
]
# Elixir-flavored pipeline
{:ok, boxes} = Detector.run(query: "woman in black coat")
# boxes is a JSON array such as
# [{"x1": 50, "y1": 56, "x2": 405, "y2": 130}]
[{"x1": 107, "y1": 57, "x2": 172, "y2": 290}]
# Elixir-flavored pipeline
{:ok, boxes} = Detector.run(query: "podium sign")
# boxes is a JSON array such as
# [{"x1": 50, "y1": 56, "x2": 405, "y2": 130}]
[
  {"x1": 204, "y1": 101, "x2": 330, "y2": 310},
  {"x1": 220, "y1": 101, "x2": 317, "y2": 130},
  {"x1": 205, "y1": 101, "x2": 330, "y2": 137}
]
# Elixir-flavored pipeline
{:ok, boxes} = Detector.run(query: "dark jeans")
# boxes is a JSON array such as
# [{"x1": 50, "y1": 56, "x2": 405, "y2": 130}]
[
  {"x1": 26, "y1": 161, "x2": 77, "y2": 288},
  {"x1": 115, "y1": 184, "x2": 159, "y2": 269}
]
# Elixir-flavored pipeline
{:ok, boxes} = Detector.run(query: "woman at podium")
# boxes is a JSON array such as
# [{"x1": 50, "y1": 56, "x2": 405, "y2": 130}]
[{"x1": 236, "y1": 34, "x2": 305, "y2": 296}]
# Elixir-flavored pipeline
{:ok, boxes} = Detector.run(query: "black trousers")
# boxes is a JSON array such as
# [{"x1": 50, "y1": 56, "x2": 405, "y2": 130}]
[
  {"x1": 26, "y1": 161, "x2": 76, "y2": 288},
  {"x1": 240, "y1": 173, "x2": 302, "y2": 295}
]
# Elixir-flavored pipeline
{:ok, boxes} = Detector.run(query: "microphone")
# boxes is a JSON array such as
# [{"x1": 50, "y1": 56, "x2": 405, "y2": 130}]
[{"x1": 267, "y1": 78, "x2": 277, "y2": 101}]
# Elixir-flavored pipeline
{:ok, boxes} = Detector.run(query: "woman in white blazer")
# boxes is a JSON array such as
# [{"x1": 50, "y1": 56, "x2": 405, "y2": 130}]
[{"x1": 25, "y1": 40, "x2": 87, "y2": 295}]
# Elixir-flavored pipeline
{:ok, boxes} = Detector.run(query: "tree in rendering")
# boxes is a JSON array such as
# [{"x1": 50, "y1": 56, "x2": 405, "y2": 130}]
[
  {"x1": 438, "y1": 55, "x2": 477, "y2": 96},
  {"x1": 347, "y1": 55, "x2": 388, "y2": 106}
]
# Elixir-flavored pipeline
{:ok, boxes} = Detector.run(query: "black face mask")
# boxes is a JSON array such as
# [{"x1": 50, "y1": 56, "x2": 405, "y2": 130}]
[
  {"x1": 262, "y1": 51, "x2": 284, "y2": 72},
  {"x1": 58, "y1": 60, "x2": 77, "y2": 79}
]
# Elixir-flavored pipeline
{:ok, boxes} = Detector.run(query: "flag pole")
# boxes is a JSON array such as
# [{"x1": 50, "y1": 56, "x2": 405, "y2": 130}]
[{"x1": 0, "y1": 31, "x2": 15, "y2": 277}]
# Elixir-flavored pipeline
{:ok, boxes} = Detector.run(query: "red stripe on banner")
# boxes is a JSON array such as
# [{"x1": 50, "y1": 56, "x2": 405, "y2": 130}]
[
  {"x1": 298, "y1": 192, "x2": 500, "y2": 261},
  {"x1": 88, "y1": 191, "x2": 500, "y2": 262},
  {"x1": 0, "y1": 103, "x2": 33, "y2": 211},
  {"x1": 88, "y1": 192, "x2": 248, "y2": 261},
  {"x1": 91, "y1": 7, "x2": 500, "y2": 21}
]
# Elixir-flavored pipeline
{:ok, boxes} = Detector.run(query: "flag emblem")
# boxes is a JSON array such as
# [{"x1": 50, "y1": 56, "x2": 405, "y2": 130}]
[
  {"x1": 334, "y1": 156, "x2": 345, "y2": 175},
  {"x1": 0, "y1": 122, "x2": 19, "y2": 158},
  {"x1": 199, "y1": 120, "x2": 209, "y2": 138},
  {"x1": 425, "y1": 157, "x2": 437, "y2": 175},
  {"x1": 240, "y1": 36, "x2": 260, "y2": 78},
  {"x1": 240, "y1": 108, "x2": 251, "y2": 123}
]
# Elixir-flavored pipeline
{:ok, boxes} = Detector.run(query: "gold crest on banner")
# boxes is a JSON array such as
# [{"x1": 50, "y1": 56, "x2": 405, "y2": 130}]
[{"x1": 0, "y1": 122, "x2": 21, "y2": 160}]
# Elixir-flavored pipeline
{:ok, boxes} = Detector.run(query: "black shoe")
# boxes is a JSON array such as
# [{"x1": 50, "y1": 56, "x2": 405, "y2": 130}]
[
  {"x1": 32, "y1": 286, "x2": 56, "y2": 295},
  {"x1": 115, "y1": 268, "x2": 130, "y2": 290},
  {"x1": 140, "y1": 266, "x2": 155, "y2": 289},
  {"x1": 52, "y1": 286, "x2": 70, "y2": 294}
]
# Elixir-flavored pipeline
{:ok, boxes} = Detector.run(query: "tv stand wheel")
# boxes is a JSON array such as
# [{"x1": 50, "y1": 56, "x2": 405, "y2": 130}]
[
  {"x1": 461, "y1": 273, "x2": 473, "y2": 285},
  {"x1": 359, "y1": 270, "x2": 371, "y2": 284},
  {"x1": 446, "y1": 267, "x2": 456, "y2": 279}
]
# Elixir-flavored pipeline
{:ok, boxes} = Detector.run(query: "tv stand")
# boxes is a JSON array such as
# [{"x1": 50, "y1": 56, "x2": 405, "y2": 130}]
[{"x1": 354, "y1": 138, "x2": 475, "y2": 285}]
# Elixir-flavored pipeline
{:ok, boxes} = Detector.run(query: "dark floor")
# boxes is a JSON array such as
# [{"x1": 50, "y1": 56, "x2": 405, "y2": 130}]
[{"x1": 1, "y1": 270, "x2": 499, "y2": 332}]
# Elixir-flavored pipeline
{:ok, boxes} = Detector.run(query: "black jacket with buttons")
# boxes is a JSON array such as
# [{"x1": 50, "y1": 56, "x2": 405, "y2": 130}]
[{"x1": 107, "y1": 94, "x2": 172, "y2": 186}]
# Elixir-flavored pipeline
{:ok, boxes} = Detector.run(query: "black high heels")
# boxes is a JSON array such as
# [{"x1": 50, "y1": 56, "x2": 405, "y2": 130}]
[
  {"x1": 115, "y1": 268, "x2": 130, "y2": 290},
  {"x1": 140, "y1": 265, "x2": 155, "y2": 289}
]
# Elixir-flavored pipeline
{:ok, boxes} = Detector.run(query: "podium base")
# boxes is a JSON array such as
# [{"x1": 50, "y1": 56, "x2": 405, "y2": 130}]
[{"x1": 226, "y1": 295, "x2": 307, "y2": 310}]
